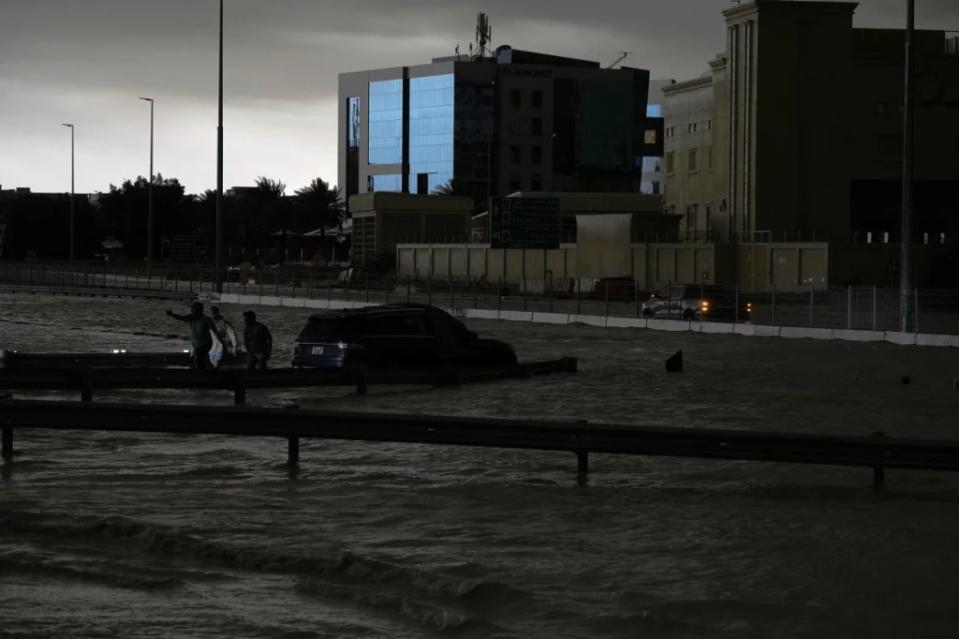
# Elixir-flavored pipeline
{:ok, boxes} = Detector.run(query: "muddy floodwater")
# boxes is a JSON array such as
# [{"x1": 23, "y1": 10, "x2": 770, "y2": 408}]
[{"x1": 2, "y1": 294, "x2": 959, "y2": 638}]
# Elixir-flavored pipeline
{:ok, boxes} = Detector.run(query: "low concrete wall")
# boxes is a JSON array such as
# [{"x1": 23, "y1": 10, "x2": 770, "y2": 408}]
[{"x1": 214, "y1": 294, "x2": 959, "y2": 347}]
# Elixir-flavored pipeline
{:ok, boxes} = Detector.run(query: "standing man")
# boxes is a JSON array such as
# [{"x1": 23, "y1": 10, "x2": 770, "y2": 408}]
[
  {"x1": 209, "y1": 305, "x2": 239, "y2": 369},
  {"x1": 166, "y1": 302, "x2": 222, "y2": 370},
  {"x1": 242, "y1": 310, "x2": 273, "y2": 370}
]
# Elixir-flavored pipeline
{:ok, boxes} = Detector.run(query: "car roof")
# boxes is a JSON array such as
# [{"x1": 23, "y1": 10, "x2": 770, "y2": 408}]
[{"x1": 307, "y1": 303, "x2": 436, "y2": 322}]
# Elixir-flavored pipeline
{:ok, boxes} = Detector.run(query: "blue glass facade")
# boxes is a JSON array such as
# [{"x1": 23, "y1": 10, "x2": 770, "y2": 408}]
[
  {"x1": 347, "y1": 97, "x2": 361, "y2": 149},
  {"x1": 408, "y1": 74, "x2": 454, "y2": 193},
  {"x1": 368, "y1": 174, "x2": 402, "y2": 192},
  {"x1": 368, "y1": 79, "x2": 403, "y2": 165}
]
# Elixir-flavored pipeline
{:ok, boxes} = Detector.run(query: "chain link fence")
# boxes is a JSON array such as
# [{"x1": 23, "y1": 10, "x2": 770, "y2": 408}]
[{"x1": 2, "y1": 262, "x2": 957, "y2": 336}]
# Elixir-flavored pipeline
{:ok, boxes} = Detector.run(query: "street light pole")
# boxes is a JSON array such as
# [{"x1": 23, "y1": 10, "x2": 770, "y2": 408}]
[
  {"x1": 61, "y1": 123, "x2": 75, "y2": 263},
  {"x1": 899, "y1": 0, "x2": 915, "y2": 332},
  {"x1": 214, "y1": 0, "x2": 224, "y2": 293},
  {"x1": 139, "y1": 97, "x2": 155, "y2": 274}
]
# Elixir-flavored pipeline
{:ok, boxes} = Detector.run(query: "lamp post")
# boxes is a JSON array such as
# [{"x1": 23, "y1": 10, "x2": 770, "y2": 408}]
[
  {"x1": 899, "y1": 0, "x2": 915, "y2": 332},
  {"x1": 139, "y1": 97, "x2": 154, "y2": 274},
  {"x1": 61, "y1": 123, "x2": 75, "y2": 263},
  {"x1": 214, "y1": 0, "x2": 224, "y2": 293}
]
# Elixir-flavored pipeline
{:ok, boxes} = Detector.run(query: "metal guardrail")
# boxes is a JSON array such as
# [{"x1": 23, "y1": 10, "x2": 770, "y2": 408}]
[
  {"x1": 2, "y1": 399, "x2": 958, "y2": 488},
  {"x1": 0, "y1": 357, "x2": 577, "y2": 404}
]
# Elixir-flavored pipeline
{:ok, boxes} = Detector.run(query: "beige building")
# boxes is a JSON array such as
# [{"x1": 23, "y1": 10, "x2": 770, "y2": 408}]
[
  {"x1": 349, "y1": 193, "x2": 473, "y2": 266},
  {"x1": 663, "y1": 0, "x2": 959, "y2": 247}
]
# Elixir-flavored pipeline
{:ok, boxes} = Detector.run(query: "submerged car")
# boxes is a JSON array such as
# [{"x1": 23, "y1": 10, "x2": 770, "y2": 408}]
[
  {"x1": 291, "y1": 304, "x2": 517, "y2": 369},
  {"x1": 641, "y1": 285, "x2": 752, "y2": 322}
]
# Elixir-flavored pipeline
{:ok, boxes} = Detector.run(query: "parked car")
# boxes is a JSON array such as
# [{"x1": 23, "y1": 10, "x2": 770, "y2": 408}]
[
  {"x1": 291, "y1": 304, "x2": 518, "y2": 369},
  {"x1": 641, "y1": 285, "x2": 752, "y2": 322}
]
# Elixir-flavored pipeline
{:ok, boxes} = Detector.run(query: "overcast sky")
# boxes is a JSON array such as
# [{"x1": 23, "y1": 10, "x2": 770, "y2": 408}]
[{"x1": 1, "y1": 0, "x2": 955, "y2": 195}]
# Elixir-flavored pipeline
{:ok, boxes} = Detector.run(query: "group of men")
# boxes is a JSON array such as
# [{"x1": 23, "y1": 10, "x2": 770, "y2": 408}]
[{"x1": 166, "y1": 302, "x2": 273, "y2": 370}]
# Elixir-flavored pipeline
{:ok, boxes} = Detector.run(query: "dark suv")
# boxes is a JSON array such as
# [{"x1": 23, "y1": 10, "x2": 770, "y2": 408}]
[{"x1": 291, "y1": 304, "x2": 517, "y2": 369}]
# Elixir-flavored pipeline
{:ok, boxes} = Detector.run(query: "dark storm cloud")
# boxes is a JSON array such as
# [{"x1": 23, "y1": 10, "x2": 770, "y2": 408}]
[{"x1": 2, "y1": 0, "x2": 956, "y2": 193}]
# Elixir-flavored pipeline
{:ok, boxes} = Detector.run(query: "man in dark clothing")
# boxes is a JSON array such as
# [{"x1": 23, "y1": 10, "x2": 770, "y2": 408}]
[
  {"x1": 166, "y1": 302, "x2": 222, "y2": 370},
  {"x1": 242, "y1": 310, "x2": 273, "y2": 370}
]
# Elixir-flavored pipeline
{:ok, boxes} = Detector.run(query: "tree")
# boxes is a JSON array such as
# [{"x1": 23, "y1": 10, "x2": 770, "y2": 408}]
[
  {"x1": 93, "y1": 174, "x2": 187, "y2": 258},
  {"x1": 294, "y1": 178, "x2": 343, "y2": 232}
]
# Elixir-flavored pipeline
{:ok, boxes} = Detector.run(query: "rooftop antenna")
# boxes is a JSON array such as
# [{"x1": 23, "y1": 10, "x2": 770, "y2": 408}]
[
  {"x1": 475, "y1": 12, "x2": 492, "y2": 58},
  {"x1": 606, "y1": 51, "x2": 631, "y2": 69}
]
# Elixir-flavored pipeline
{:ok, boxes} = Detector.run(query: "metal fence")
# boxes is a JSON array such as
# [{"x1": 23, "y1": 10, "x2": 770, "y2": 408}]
[{"x1": 2, "y1": 262, "x2": 957, "y2": 336}]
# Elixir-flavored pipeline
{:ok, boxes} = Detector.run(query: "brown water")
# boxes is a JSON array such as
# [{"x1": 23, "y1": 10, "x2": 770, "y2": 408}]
[{"x1": 2, "y1": 294, "x2": 959, "y2": 638}]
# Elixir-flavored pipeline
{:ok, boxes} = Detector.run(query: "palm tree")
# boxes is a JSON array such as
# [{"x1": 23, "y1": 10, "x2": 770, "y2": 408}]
[{"x1": 294, "y1": 178, "x2": 344, "y2": 233}]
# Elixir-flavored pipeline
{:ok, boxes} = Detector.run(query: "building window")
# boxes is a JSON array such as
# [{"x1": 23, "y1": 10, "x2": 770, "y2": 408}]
[
  {"x1": 510, "y1": 145, "x2": 521, "y2": 163},
  {"x1": 688, "y1": 122, "x2": 697, "y2": 133},
  {"x1": 686, "y1": 204, "x2": 698, "y2": 234},
  {"x1": 368, "y1": 174, "x2": 402, "y2": 192},
  {"x1": 665, "y1": 151, "x2": 675, "y2": 174},
  {"x1": 530, "y1": 173, "x2": 542, "y2": 190},
  {"x1": 531, "y1": 145, "x2": 542, "y2": 163},
  {"x1": 509, "y1": 177, "x2": 521, "y2": 192},
  {"x1": 644, "y1": 129, "x2": 658, "y2": 145},
  {"x1": 706, "y1": 146, "x2": 712, "y2": 170},
  {"x1": 510, "y1": 89, "x2": 521, "y2": 107},
  {"x1": 368, "y1": 78, "x2": 403, "y2": 165},
  {"x1": 688, "y1": 148, "x2": 698, "y2": 172},
  {"x1": 407, "y1": 73, "x2": 454, "y2": 193},
  {"x1": 531, "y1": 117, "x2": 543, "y2": 135},
  {"x1": 345, "y1": 96, "x2": 361, "y2": 197},
  {"x1": 705, "y1": 205, "x2": 712, "y2": 236},
  {"x1": 652, "y1": 181, "x2": 661, "y2": 195},
  {"x1": 707, "y1": 119, "x2": 712, "y2": 130},
  {"x1": 532, "y1": 90, "x2": 543, "y2": 108}
]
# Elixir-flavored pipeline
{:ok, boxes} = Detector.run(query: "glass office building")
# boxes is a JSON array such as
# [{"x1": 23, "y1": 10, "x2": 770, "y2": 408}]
[{"x1": 408, "y1": 74, "x2": 454, "y2": 194}]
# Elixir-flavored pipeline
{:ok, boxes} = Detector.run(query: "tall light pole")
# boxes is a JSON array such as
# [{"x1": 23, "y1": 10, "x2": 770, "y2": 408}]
[
  {"x1": 214, "y1": 0, "x2": 224, "y2": 293},
  {"x1": 61, "y1": 123, "x2": 75, "y2": 263},
  {"x1": 139, "y1": 97, "x2": 155, "y2": 274},
  {"x1": 899, "y1": 0, "x2": 915, "y2": 332}
]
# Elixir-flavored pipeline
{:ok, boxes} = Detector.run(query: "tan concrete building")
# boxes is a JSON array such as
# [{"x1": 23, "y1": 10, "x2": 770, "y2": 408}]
[
  {"x1": 349, "y1": 193, "x2": 473, "y2": 266},
  {"x1": 663, "y1": 0, "x2": 959, "y2": 247}
]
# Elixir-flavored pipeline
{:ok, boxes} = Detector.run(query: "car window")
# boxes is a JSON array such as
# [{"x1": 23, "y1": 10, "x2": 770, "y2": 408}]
[
  {"x1": 297, "y1": 318, "x2": 347, "y2": 341},
  {"x1": 364, "y1": 313, "x2": 430, "y2": 336}
]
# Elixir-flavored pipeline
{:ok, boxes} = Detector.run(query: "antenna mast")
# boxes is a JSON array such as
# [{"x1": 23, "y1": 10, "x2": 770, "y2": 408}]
[
  {"x1": 475, "y1": 13, "x2": 492, "y2": 59},
  {"x1": 606, "y1": 51, "x2": 631, "y2": 69}
]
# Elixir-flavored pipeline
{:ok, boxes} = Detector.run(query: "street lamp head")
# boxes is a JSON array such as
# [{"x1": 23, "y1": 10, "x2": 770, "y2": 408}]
[
  {"x1": 61, "y1": 123, "x2": 74, "y2": 128},
  {"x1": 138, "y1": 97, "x2": 154, "y2": 102}
]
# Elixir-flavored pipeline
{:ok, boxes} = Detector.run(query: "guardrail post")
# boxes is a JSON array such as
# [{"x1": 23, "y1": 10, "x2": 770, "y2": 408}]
[
  {"x1": 307, "y1": 265, "x2": 313, "y2": 299},
  {"x1": 808, "y1": 284, "x2": 814, "y2": 328},
  {"x1": 354, "y1": 364, "x2": 368, "y2": 395},
  {"x1": 473, "y1": 277, "x2": 478, "y2": 309},
  {"x1": 365, "y1": 271, "x2": 370, "y2": 302},
  {"x1": 872, "y1": 285, "x2": 877, "y2": 331},
  {"x1": 2, "y1": 426, "x2": 12, "y2": 461},
  {"x1": 427, "y1": 275, "x2": 432, "y2": 306},
  {"x1": 80, "y1": 370, "x2": 93, "y2": 403},
  {"x1": 576, "y1": 450, "x2": 589, "y2": 486},
  {"x1": 234, "y1": 380, "x2": 246, "y2": 405},
  {"x1": 576, "y1": 278, "x2": 581, "y2": 316},
  {"x1": 871, "y1": 430, "x2": 887, "y2": 490},
  {"x1": 287, "y1": 436, "x2": 299, "y2": 465}
]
